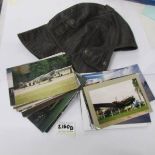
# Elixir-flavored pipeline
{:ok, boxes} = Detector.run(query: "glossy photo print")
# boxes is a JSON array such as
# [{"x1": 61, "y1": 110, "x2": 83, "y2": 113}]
[
  {"x1": 81, "y1": 64, "x2": 154, "y2": 102},
  {"x1": 28, "y1": 91, "x2": 78, "y2": 132},
  {"x1": 7, "y1": 54, "x2": 80, "y2": 111},
  {"x1": 83, "y1": 74, "x2": 151, "y2": 129},
  {"x1": 80, "y1": 64, "x2": 153, "y2": 131}
]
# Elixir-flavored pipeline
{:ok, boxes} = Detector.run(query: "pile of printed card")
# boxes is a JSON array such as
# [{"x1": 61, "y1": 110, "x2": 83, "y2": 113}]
[
  {"x1": 7, "y1": 53, "x2": 80, "y2": 132},
  {"x1": 80, "y1": 64, "x2": 154, "y2": 130},
  {"x1": 6, "y1": 53, "x2": 154, "y2": 132}
]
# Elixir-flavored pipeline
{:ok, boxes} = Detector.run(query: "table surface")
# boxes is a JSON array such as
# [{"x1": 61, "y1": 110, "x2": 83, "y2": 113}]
[{"x1": 0, "y1": 0, "x2": 155, "y2": 155}]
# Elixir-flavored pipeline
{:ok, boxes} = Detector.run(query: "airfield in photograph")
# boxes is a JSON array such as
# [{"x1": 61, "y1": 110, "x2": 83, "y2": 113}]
[{"x1": 14, "y1": 67, "x2": 79, "y2": 105}]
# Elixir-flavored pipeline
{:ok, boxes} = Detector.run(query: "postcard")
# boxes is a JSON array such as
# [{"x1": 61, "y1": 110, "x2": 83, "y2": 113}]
[
  {"x1": 6, "y1": 53, "x2": 81, "y2": 132},
  {"x1": 81, "y1": 64, "x2": 154, "y2": 102},
  {"x1": 21, "y1": 95, "x2": 63, "y2": 117},
  {"x1": 83, "y1": 74, "x2": 151, "y2": 129},
  {"x1": 80, "y1": 64, "x2": 153, "y2": 130},
  {"x1": 28, "y1": 90, "x2": 78, "y2": 132},
  {"x1": 80, "y1": 91, "x2": 151, "y2": 131},
  {"x1": 7, "y1": 53, "x2": 80, "y2": 110}
]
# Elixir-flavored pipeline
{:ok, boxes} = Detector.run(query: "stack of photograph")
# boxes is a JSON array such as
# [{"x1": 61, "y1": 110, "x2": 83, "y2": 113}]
[
  {"x1": 6, "y1": 53, "x2": 80, "y2": 132},
  {"x1": 80, "y1": 64, "x2": 154, "y2": 130},
  {"x1": 6, "y1": 53, "x2": 154, "y2": 132}
]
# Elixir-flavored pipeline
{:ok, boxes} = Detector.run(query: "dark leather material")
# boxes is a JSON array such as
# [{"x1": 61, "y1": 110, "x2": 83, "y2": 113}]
[{"x1": 18, "y1": 3, "x2": 138, "y2": 73}]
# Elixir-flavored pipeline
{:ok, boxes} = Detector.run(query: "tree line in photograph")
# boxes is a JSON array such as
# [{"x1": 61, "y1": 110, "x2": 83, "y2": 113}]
[
  {"x1": 94, "y1": 78, "x2": 147, "y2": 120},
  {"x1": 12, "y1": 55, "x2": 71, "y2": 88}
]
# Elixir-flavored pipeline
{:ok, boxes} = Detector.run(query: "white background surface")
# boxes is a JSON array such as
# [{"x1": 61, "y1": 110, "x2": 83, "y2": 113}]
[{"x1": 0, "y1": 0, "x2": 155, "y2": 155}]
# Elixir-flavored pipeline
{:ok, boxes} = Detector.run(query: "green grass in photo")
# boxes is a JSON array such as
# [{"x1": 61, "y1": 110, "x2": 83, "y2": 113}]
[
  {"x1": 98, "y1": 104, "x2": 149, "y2": 124},
  {"x1": 15, "y1": 75, "x2": 79, "y2": 105}
]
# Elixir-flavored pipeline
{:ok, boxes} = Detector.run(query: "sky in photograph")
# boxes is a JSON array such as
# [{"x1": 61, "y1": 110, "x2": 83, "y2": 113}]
[{"x1": 89, "y1": 79, "x2": 143, "y2": 104}]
